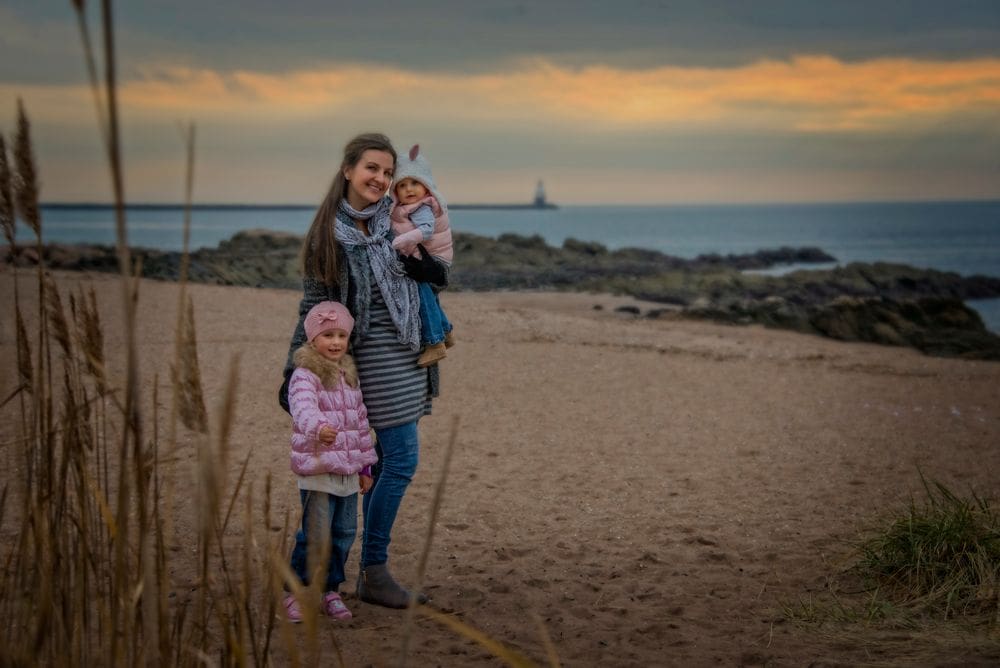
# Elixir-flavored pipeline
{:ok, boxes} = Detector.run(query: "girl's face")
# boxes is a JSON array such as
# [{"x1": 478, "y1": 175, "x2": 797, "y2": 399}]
[
  {"x1": 395, "y1": 177, "x2": 428, "y2": 205},
  {"x1": 311, "y1": 328, "x2": 349, "y2": 362},
  {"x1": 343, "y1": 149, "x2": 395, "y2": 209}
]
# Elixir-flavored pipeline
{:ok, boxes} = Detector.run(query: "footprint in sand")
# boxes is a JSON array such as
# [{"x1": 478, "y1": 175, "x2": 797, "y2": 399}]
[
  {"x1": 634, "y1": 588, "x2": 661, "y2": 601},
  {"x1": 487, "y1": 581, "x2": 511, "y2": 594},
  {"x1": 454, "y1": 587, "x2": 487, "y2": 605}
]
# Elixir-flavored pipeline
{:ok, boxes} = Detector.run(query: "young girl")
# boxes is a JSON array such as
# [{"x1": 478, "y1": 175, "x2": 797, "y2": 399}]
[
  {"x1": 284, "y1": 300, "x2": 378, "y2": 623},
  {"x1": 390, "y1": 144, "x2": 454, "y2": 367}
]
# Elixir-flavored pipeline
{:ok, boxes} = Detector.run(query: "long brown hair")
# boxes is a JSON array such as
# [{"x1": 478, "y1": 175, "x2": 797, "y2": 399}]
[{"x1": 302, "y1": 133, "x2": 397, "y2": 284}]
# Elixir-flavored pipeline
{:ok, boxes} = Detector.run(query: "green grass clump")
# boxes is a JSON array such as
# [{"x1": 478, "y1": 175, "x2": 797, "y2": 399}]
[{"x1": 855, "y1": 476, "x2": 999, "y2": 623}]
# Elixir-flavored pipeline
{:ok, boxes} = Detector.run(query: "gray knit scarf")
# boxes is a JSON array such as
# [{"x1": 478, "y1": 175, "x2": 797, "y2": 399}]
[{"x1": 335, "y1": 198, "x2": 421, "y2": 350}]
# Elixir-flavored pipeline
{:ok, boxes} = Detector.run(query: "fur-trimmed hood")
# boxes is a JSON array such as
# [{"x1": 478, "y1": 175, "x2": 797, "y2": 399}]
[{"x1": 293, "y1": 345, "x2": 359, "y2": 388}]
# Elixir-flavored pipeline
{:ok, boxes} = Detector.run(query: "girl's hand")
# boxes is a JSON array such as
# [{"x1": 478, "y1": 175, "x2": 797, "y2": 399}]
[
  {"x1": 359, "y1": 475, "x2": 373, "y2": 494},
  {"x1": 319, "y1": 426, "x2": 337, "y2": 443}
]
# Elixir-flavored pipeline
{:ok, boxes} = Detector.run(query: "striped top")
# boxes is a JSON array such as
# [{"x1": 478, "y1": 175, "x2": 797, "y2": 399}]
[{"x1": 353, "y1": 286, "x2": 432, "y2": 429}]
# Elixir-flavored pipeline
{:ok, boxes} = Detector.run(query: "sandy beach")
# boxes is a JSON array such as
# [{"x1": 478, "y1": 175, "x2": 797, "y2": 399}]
[{"x1": 2, "y1": 269, "x2": 998, "y2": 666}]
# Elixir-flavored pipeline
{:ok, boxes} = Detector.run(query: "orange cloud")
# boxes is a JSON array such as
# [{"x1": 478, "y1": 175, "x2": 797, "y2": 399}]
[
  {"x1": 8, "y1": 55, "x2": 1000, "y2": 133},
  {"x1": 500, "y1": 55, "x2": 1000, "y2": 131}
]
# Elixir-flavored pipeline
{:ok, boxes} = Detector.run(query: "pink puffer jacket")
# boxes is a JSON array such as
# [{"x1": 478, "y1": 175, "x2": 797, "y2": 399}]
[
  {"x1": 389, "y1": 194, "x2": 453, "y2": 263},
  {"x1": 288, "y1": 345, "x2": 377, "y2": 476}
]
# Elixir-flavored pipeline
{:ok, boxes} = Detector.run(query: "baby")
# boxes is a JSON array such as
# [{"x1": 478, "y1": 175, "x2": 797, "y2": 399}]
[{"x1": 390, "y1": 144, "x2": 455, "y2": 367}]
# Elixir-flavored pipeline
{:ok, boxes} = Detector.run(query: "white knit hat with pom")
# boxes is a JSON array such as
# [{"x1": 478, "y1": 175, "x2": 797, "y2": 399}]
[{"x1": 393, "y1": 144, "x2": 447, "y2": 209}]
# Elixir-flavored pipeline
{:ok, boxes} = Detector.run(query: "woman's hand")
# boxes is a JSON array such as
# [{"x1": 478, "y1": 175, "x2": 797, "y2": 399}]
[
  {"x1": 319, "y1": 425, "x2": 337, "y2": 443},
  {"x1": 400, "y1": 244, "x2": 448, "y2": 285},
  {"x1": 359, "y1": 475, "x2": 373, "y2": 494}
]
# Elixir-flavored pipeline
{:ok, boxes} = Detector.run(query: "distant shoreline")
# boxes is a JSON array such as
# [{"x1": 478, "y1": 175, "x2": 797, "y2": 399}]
[
  {"x1": 39, "y1": 202, "x2": 559, "y2": 212},
  {"x1": 37, "y1": 198, "x2": 1000, "y2": 210},
  {"x1": 449, "y1": 203, "x2": 558, "y2": 210},
  {"x1": 41, "y1": 202, "x2": 316, "y2": 211}
]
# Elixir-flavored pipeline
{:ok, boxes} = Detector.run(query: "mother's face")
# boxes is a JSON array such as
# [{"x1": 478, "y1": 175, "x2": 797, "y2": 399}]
[{"x1": 343, "y1": 149, "x2": 395, "y2": 209}]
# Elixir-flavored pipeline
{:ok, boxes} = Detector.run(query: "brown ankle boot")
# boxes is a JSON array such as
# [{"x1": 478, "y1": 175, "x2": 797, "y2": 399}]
[
  {"x1": 444, "y1": 330, "x2": 455, "y2": 348},
  {"x1": 417, "y1": 342, "x2": 447, "y2": 368}
]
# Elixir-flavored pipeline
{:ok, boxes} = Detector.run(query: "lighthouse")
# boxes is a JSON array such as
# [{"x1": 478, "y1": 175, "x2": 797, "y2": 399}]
[{"x1": 534, "y1": 180, "x2": 548, "y2": 208}]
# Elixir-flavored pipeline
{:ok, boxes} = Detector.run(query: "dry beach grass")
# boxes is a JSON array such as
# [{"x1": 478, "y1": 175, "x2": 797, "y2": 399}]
[{"x1": 2, "y1": 270, "x2": 998, "y2": 666}]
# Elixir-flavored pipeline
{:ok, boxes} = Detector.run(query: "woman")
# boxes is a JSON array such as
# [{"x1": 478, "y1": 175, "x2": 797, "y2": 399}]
[{"x1": 280, "y1": 132, "x2": 447, "y2": 608}]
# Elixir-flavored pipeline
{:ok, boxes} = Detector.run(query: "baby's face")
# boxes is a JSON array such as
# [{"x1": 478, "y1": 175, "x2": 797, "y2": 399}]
[
  {"x1": 311, "y1": 328, "x2": 349, "y2": 362},
  {"x1": 395, "y1": 177, "x2": 428, "y2": 205}
]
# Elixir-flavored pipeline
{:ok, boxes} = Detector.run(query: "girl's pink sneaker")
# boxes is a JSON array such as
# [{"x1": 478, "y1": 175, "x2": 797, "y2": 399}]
[
  {"x1": 322, "y1": 591, "x2": 352, "y2": 620},
  {"x1": 283, "y1": 594, "x2": 303, "y2": 624}
]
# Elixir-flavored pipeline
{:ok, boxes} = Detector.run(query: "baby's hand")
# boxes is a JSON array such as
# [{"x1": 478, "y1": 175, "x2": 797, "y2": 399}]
[
  {"x1": 319, "y1": 426, "x2": 337, "y2": 443},
  {"x1": 392, "y1": 235, "x2": 418, "y2": 256},
  {"x1": 392, "y1": 228, "x2": 425, "y2": 257},
  {"x1": 359, "y1": 475, "x2": 373, "y2": 494}
]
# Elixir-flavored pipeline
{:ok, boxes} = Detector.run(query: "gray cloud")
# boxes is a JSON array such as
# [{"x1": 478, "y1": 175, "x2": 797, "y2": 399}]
[{"x1": 4, "y1": 1, "x2": 1000, "y2": 86}]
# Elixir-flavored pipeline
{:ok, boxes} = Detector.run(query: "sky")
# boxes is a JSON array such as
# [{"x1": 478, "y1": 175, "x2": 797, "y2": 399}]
[{"x1": 1, "y1": 1, "x2": 999, "y2": 205}]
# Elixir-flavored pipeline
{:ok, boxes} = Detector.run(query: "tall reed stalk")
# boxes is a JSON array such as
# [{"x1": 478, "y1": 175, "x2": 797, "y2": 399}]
[
  {"x1": 0, "y1": 132, "x2": 32, "y2": 511},
  {"x1": 13, "y1": 100, "x2": 49, "y2": 516}
]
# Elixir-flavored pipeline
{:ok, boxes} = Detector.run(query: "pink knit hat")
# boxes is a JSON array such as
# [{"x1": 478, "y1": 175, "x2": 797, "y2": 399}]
[{"x1": 304, "y1": 301, "x2": 354, "y2": 341}]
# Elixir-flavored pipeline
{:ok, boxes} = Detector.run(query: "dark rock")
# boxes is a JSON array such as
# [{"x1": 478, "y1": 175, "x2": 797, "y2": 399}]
[
  {"x1": 692, "y1": 246, "x2": 835, "y2": 270},
  {"x1": 496, "y1": 233, "x2": 550, "y2": 251},
  {"x1": 686, "y1": 294, "x2": 1000, "y2": 360},
  {"x1": 563, "y1": 238, "x2": 608, "y2": 255},
  {"x1": 808, "y1": 296, "x2": 1000, "y2": 359}
]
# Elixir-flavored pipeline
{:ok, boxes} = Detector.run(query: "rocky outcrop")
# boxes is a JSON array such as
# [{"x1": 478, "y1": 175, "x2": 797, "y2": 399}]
[
  {"x1": 810, "y1": 296, "x2": 1000, "y2": 358},
  {"x1": 682, "y1": 295, "x2": 1000, "y2": 360},
  {"x1": 449, "y1": 233, "x2": 837, "y2": 290},
  {"x1": 3, "y1": 229, "x2": 304, "y2": 289},
  {"x1": 4, "y1": 230, "x2": 999, "y2": 359}
]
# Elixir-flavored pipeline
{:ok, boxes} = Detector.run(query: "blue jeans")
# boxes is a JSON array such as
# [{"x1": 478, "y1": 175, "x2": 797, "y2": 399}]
[
  {"x1": 290, "y1": 490, "x2": 358, "y2": 591},
  {"x1": 418, "y1": 282, "x2": 452, "y2": 346},
  {"x1": 361, "y1": 421, "x2": 420, "y2": 567}
]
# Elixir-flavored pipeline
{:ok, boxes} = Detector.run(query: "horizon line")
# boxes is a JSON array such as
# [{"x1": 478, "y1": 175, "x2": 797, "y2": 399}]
[{"x1": 38, "y1": 197, "x2": 1000, "y2": 210}]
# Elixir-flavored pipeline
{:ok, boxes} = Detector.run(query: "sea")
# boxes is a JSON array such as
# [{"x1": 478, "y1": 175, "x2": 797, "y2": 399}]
[{"x1": 22, "y1": 200, "x2": 1000, "y2": 332}]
